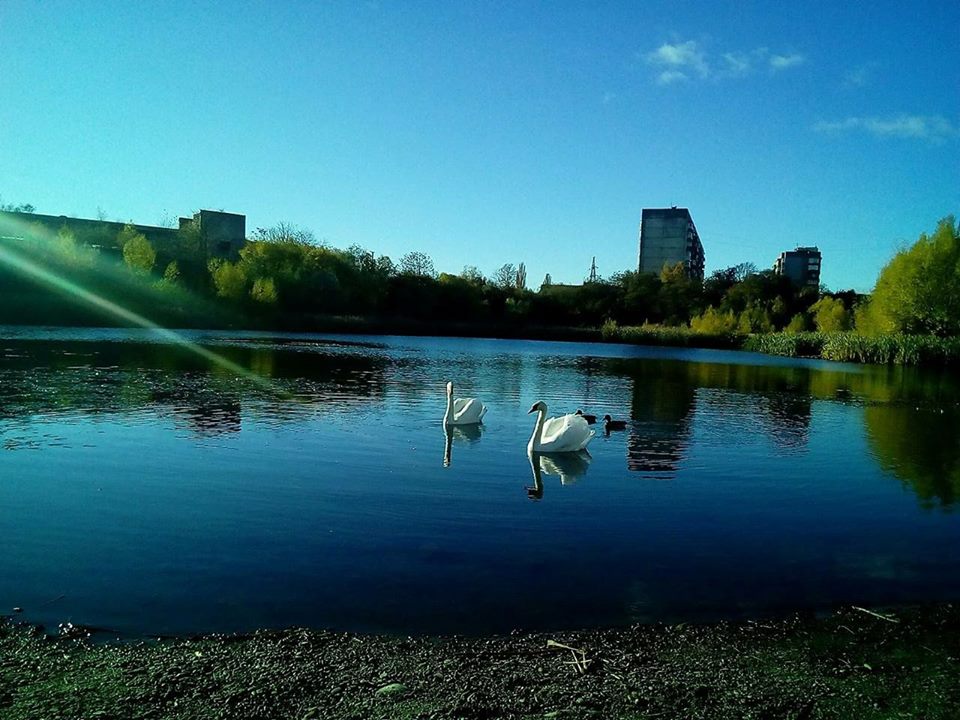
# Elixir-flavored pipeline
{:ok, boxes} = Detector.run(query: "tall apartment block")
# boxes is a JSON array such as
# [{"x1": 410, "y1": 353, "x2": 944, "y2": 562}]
[
  {"x1": 637, "y1": 207, "x2": 705, "y2": 280},
  {"x1": 774, "y1": 246, "x2": 821, "y2": 288}
]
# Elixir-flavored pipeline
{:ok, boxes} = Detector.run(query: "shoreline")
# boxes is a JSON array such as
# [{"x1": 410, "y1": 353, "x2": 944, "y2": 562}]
[{"x1": 3, "y1": 602, "x2": 958, "y2": 719}]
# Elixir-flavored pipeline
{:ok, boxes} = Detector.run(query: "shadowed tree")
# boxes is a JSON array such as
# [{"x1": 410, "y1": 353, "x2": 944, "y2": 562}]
[
  {"x1": 399, "y1": 251, "x2": 436, "y2": 278},
  {"x1": 493, "y1": 263, "x2": 516, "y2": 289},
  {"x1": 515, "y1": 262, "x2": 527, "y2": 290}
]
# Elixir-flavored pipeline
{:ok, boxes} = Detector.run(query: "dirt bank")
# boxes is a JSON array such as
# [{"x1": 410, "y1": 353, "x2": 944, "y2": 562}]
[{"x1": 2, "y1": 604, "x2": 958, "y2": 719}]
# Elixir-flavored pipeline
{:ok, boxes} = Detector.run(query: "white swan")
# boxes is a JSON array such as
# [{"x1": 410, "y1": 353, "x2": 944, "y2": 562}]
[
  {"x1": 526, "y1": 401, "x2": 594, "y2": 453},
  {"x1": 443, "y1": 382, "x2": 487, "y2": 426}
]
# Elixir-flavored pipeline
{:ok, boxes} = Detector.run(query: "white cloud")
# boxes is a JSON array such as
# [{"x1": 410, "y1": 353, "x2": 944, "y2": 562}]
[
  {"x1": 646, "y1": 41, "x2": 708, "y2": 78},
  {"x1": 769, "y1": 53, "x2": 805, "y2": 71},
  {"x1": 843, "y1": 62, "x2": 877, "y2": 87},
  {"x1": 721, "y1": 52, "x2": 751, "y2": 76},
  {"x1": 657, "y1": 70, "x2": 689, "y2": 85},
  {"x1": 813, "y1": 114, "x2": 959, "y2": 141},
  {"x1": 645, "y1": 41, "x2": 805, "y2": 84}
]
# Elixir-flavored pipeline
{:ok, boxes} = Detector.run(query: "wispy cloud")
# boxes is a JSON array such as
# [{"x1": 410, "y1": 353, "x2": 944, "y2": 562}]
[
  {"x1": 646, "y1": 41, "x2": 709, "y2": 83},
  {"x1": 769, "y1": 53, "x2": 805, "y2": 71},
  {"x1": 645, "y1": 40, "x2": 804, "y2": 84},
  {"x1": 813, "y1": 114, "x2": 959, "y2": 142},
  {"x1": 843, "y1": 62, "x2": 877, "y2": 87},
  {"x1": 721, "y1": 52, "x2": 751, "y2": 77}
]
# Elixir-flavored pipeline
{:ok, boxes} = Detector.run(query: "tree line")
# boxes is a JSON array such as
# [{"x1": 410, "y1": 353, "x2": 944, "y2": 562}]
[{"x1": 1, "y1": 207, "x2": 956, "y2": 339}]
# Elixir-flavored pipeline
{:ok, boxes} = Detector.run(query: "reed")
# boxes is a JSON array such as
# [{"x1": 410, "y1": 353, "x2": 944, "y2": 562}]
[{"x1": 745, "y1": 332, "x2": 960, "y2": 366}]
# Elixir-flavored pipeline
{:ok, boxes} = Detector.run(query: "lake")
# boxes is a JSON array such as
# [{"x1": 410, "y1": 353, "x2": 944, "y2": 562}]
[{"x1": 2, "y1": 327, "x2": 959, "y2": 637}]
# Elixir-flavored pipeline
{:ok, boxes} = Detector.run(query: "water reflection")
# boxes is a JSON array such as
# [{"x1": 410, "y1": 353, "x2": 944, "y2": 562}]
[
  {"x1": 865, "y1": 405, "x2": 960, "y2": 509},
  {"x1": 0, "y1": 338, "x2": 391, "y2": 436},
  {"x1": 624, "y1": 365, "x2": 695, "y2": 476},
  {"x1": 525, "y1": 450, "x2": 592, "y2": 500},
  {"x1": 442, "y1": 423, "x2": 484, "y2": 467}
]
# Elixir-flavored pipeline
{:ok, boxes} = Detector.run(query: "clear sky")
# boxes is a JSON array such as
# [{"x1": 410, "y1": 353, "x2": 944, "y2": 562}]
[{"x1": 1, "y1": 0, "x2": 957, "y2": 292}]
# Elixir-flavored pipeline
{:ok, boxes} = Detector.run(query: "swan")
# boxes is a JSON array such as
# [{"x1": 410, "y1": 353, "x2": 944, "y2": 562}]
[
  {"x1": 443, "y1": 382, "x2": 487, "y2": 426},
  {"x1": 574, "y1": 409, "x2": 597, "y2": 425},
  {"x1": 603, "y1": 414, "x2": 627, "y2": 431},
  {"x1": 527, "y1": 401, "x2": 594, "y2": 453}
]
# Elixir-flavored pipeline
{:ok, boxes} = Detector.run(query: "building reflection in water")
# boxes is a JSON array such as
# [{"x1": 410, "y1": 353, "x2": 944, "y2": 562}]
[{"x1": 624, "y1": 368, "x2": 695, "y2": 477}]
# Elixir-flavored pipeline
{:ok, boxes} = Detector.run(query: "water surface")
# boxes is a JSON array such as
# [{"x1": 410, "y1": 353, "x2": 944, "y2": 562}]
[{"x1": 2, "y1": 328, "x2": 959, "y2": 636}]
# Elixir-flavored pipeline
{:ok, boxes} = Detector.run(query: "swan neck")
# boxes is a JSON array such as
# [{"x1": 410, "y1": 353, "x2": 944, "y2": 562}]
[
  {"x1": 443, "y1": 391, "x2": 454, "y2": 425},
  {"x1": 529, "y1": 407, "x2": 547, "y2": 449}
]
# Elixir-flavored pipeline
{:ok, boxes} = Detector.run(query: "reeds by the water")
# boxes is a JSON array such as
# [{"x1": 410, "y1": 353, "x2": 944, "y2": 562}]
[
  {"x1": 744, "y1": 332, "x2": 960, "y2": 366},
  {"x1": 602, "y1": 322, "x2": 960, "y2": 366}
]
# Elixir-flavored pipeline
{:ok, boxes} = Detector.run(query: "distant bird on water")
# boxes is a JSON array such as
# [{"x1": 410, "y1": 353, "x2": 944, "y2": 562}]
[
  {"x1": 603, "y1": 414, "x2": 627, "y2": 431},
  {"x1": 574, "y1": 409, "x2": 597, "y2": 425}
]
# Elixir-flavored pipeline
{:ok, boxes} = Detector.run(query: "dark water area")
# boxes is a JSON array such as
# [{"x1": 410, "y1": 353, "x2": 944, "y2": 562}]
[{"x1": 2, "y1": 327, "x2": 959, "y2": 637}]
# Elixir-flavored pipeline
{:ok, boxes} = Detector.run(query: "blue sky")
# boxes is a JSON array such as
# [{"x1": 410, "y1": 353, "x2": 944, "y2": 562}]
[{"x1": 1, "y1": 0, "x2": 957, "y2": 292}]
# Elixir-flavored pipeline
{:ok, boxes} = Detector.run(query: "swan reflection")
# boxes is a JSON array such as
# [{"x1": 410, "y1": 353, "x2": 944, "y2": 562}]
[
  {"x1": 442, "y1": 423, "x2": 485, "y2": 467},
  {"x1": 526, "y1": 450, "x2": 591, "y2": 500}
]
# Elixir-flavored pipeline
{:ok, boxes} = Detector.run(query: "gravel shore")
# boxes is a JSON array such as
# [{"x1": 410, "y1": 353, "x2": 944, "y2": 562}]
[{"x1": 2, "y1": 603, "x2": 958, "y2": 719}]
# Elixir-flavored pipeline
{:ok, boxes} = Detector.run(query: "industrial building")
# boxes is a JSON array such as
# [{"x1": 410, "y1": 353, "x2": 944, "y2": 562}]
[
  {"x1": 773, "y1": 246, "x2": 821, "y2": 288},
  {"x1": 637, "y1": 207, "x2": 705, "y2": 280},
  {"x1": 0, "y1": 208, "x2": 245, "y2": 259}
]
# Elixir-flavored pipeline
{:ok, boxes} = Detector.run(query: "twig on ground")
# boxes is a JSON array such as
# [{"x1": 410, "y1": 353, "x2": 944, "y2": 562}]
[
  {"x1": 547, "y1": 639, "x2": 592, "y2": 674},
  {"x1": 851, "y1": 606, "x2": 900, "y2": 624}
]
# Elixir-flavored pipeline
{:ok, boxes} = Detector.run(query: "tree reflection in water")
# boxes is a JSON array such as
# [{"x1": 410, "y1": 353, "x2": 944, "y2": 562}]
[{"x1": 865, "y1": 404, "x2": 960, "y2": 509}]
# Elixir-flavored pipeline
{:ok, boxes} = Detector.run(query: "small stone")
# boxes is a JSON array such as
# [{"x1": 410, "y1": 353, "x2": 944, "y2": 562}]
[{"x1": 375, "y1": 682, "x2": 407, "y2": 696}]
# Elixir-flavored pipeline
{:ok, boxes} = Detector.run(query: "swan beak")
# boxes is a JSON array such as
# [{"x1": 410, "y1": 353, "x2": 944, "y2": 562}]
[{"x1": 527, "y1": 405, "x2": 537, "y2": 414}]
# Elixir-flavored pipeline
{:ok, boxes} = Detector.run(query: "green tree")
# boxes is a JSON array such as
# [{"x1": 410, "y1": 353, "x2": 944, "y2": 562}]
[
  {"x1": 658, "y1": 261, "x2": 698, "y2": 325},
  {"x1": 867, "y1": 216, "x2": 959, "y2": 336},
  {"x1": 690, "y1": 306, "x2": 738, "y2": 334},
  {"x1": 785, "y1": 313, "x2": 810, "y2": 333},
  {"x1": 209, "y1": 259, "x2": 248, "y2": 301},
  {"x1": 810, "y1": 296, "x2": 851, "y2": 332},
  {"x1": 162, "y1": 261, "x2": 181, "y2": 285},
  {"x1": 53, "y1": 226, "x2": 96, "y2": 269},
  {"x1": 121, "y1": 227, "x2": 156, "y2": 274},
  {"x1": 737, "y1": 302, "x2": 774, "y2": 333},
  {"x1": 251, "y1": 276, "x2": 278, "y2": 304}
]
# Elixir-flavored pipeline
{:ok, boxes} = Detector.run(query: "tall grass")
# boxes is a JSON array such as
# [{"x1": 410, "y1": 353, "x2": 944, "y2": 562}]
[
  {"x1": 744, "y1": 332, "x2": 960, "y2": 366},
  {"x1": 600, "y1": 320, "x2": 743, "y2": 349}
]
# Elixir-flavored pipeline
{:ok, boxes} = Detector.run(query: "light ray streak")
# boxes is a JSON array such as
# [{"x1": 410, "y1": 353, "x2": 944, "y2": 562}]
[{"x1": 0, "y1": 220, "x2": 280, "y2": 395}]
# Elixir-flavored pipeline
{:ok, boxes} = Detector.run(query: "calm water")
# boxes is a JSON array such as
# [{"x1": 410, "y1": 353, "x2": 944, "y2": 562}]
[{"x1": 2, "y1": 327, "x2": 960, "y2": 637}]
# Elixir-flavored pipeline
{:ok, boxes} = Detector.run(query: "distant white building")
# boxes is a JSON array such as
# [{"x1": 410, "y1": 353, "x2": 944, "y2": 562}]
[{"x1": 637, "y1": 207, "x2": 705, "y2": 280}]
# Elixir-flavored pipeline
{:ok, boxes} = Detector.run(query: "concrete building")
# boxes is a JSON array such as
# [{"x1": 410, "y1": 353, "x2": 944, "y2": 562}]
[
  {"x1": 774, "y1": 246, "x2": 821, "y2": 288},
  {"x1": 637, "y1": 207, "x2": 705, "y2": 280},
  {"x1": 0, "y1": 208, "x2": 245, "y2": 259}
]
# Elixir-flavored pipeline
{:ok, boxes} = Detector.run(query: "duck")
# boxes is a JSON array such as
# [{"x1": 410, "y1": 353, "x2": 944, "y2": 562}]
[
  {"x1": 443, "y1": 382, "x2": 487, "y2": 426},
  {"x1": 574, "y1": 409, "x2": 597, "y2": 425},
  {"x1": 527, "y1": 401, "x2": 594, "y2": 453},
  {"x1": 603, "y1": 414, "x2": 627, "y2": 431}
]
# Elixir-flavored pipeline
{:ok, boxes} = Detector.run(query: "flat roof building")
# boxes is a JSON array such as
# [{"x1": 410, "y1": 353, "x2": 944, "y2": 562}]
[
  {"x1": 637, "y1": 207, "x2": 705, "y2": 280},
  {"x1": 0, "y1": 208, "x2": 245, "y2": 259},
  {"x1": 774, "y1": 246, "x2": 821, "y2": 288}
]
